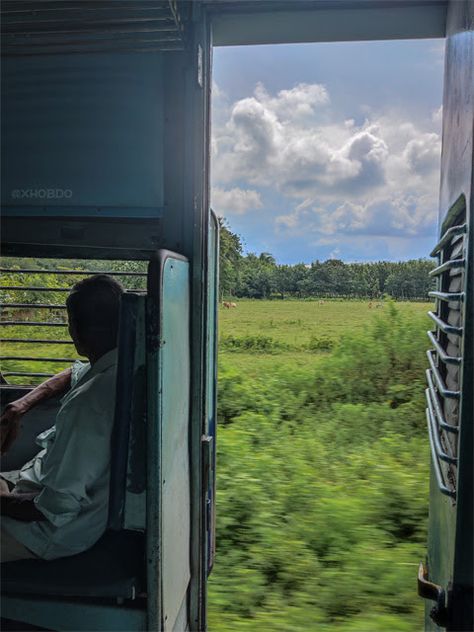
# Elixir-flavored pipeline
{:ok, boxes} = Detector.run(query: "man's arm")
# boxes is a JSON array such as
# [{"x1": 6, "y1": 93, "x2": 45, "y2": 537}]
[
  {"x1": 0, "y1": 490, "x2": 46, "y2": 522},
  {"x1": 0, "y1": 368, "x2": 72, "y2": 454}
]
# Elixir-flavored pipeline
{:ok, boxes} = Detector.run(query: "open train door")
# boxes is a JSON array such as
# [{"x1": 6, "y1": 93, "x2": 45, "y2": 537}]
[{"x1": 419, "y1": 1, "x2": 473, "y2": 630}]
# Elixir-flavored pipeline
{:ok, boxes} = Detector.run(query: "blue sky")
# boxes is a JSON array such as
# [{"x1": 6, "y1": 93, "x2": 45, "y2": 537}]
[{"x1": 211, "y1": 39, "x2": 444, "y2": 264}]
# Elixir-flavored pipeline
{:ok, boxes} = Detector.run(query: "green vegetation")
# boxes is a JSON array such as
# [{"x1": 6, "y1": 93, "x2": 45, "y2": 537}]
[
  {"x1": 218, "y1": 298, "x2": 430, "y2": 373},
  {"x1": 219, "y1": 219, "x2": 435, "y2": 300},
  {"x1": 209, "y1": 300, "x2": 430, "y2": 631}
]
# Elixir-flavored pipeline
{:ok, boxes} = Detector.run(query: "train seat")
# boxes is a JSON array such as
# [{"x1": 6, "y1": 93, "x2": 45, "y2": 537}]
[
  {"x1": 1, "y1": 530, "x2": 144, "y2": 599},
  {"x1": 1, "y1": 293, "x2": 147, "y2": 602}
]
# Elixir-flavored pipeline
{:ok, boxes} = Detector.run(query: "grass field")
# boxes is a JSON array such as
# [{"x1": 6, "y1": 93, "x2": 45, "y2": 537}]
[{"x1": 218, "y1": 298, "x2": 432, "y2": 374}]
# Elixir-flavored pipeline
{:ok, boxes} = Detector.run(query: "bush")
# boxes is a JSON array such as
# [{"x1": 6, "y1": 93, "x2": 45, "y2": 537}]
[
  {"x1": 306, "y1": 335, "x2": 335, "y2": 352},
  {"x1": 209, "y1": 304, "x2": 429, "y2": 630},
  {"x1": 220, "y1": 335, "x2": 288, "y2": 353}
]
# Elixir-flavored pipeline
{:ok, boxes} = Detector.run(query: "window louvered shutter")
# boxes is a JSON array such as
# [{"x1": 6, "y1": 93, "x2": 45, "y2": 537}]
[{"x1": 426, "y1": 207, "x2": 467, "y2": 500}]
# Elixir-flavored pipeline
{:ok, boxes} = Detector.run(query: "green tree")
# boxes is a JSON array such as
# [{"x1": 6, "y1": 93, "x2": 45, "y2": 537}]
[{"x1": 218, "y1": 219, "x2": 243, "y2": 298}]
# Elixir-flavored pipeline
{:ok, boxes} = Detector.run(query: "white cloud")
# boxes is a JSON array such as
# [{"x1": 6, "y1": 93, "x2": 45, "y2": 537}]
[
  {"x1": 254, "y1": 82, "x2": 329, "y2": 121},
  {"x1": 211, "y1": 186, "x2": 263, "y2": 216},
  {"x1": 403, "y1": 132, "x2": 441, "y2": 175},
  {"x1": 212, "y1": 81, "x2": 442, "y2": 241},
  {"x1": 319, "y1": 195, "x2": 437, "y2": 238},
  {"x1": 213, "y1": 83, "x2": 394, "y2": 197},
  {"x1": 432, "y1": 105, "x2": 443, "y2": 124},
  {"x1": 277, "y1": 191, "x2": 438, "y2": 240}
]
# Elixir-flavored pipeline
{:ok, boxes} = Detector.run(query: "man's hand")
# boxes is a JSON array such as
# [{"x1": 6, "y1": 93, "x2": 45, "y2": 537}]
[
  {"x1": 0, "y1": 401, "x2": 27, "y2": 455},
  {"x1": 0, "y1": 490, "x2": 46, "y2": 522},
  {"x1": 0, "y1": 367, "x2": 72, "y2": 455}
]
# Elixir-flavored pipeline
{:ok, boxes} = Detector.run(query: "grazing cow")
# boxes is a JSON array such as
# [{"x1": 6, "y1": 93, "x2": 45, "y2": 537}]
[
  {"x1": 230, "y1": 302, "x2": 237, "y2": 308},
  {"x1": 222, "y1": 301, "x2": 231, "y2": 309},
  {"x1": 318, "y1": 300, "x2": 325, "y2": 305}
]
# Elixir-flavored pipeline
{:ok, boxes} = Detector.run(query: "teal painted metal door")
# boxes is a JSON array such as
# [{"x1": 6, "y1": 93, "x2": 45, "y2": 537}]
[{"x1": 146, "y1": 250, "x2": 191, "y2": 632}]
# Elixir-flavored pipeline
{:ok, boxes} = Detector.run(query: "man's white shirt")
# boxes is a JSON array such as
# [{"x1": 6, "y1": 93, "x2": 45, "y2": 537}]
[{"x1": 2, "y1": 348, "x2": 117, "y2": 559}]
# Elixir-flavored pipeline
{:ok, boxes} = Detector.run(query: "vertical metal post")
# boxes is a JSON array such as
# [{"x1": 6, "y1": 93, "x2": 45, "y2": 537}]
[{"x1": 185, "y1": 6, "x2": 212, "y2": 631}]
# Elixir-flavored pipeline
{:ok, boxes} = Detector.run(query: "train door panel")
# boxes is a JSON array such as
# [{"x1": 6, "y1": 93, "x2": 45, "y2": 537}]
[
  {"x1": 420, "y1": 1, "x2": 474, "y2": 630},
  {"x1": 147, "y1": 251, "x2": 191, "y2": 632}
]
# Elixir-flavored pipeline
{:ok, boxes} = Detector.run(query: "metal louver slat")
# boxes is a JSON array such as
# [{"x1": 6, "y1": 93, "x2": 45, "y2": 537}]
[
  {"x1": 426, "y1": 409, "x2": 456, "y2": 498},
  {"x1": 430, "y1": 223, "x2": 467, "y2": 256},
  {"x1": 429, "y1": 290, "x2": 464, "y2": 302},
  {"x1": 429, "y1": 259, "x2": 465, "y2": 277},
  {"x1": 425, "y1": 375, "x2": 459, "y2": 434},
  {"x1": 428, "y1": 311, "x2": 463, "y2": 336},
  {"x1": 425, "y1": 212, "x2": 467, "y2": 501},
  {"x1": 425, "y1": 405, "x2": 457, "y2": 464},
  {"x1": 426, "y1": 350, "x2": 461, "y2": 399},
  {"x1": 1, "y1": 1, "x2": 188, "y2": 54},
  {"x1": 427, "y1": 331, "x2": 462, "y2": 365}
]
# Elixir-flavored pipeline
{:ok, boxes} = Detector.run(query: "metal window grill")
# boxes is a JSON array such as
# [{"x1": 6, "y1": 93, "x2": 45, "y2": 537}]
[
  {"x1": 426, "y1": 212, "x2": 467, "y2": 500},
  {"x1": 0, "y1": 261, "x2": 146, "y2": 385},
  {"x1": 1, "y1": 1, "x2": 188, "y2": 56}
]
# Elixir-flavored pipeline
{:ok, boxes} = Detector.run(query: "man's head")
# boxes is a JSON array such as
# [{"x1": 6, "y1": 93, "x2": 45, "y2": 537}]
[{"x1": 66, "y1": 274, "x2": 124, "y2": 361}]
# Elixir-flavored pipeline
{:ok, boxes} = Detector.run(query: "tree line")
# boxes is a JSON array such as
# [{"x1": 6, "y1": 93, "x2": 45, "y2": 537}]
[{"x1": 219, "y1": 219, "x2": 435, "y2": 300}]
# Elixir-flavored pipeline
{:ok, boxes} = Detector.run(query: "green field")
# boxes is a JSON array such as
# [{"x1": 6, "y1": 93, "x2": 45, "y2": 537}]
[
  {"x1": 210, "y1": 299, "x2": 432, "y2": 631},
  {"x1": 218, "y1": 298, "x2": 431, "y2": 374}
]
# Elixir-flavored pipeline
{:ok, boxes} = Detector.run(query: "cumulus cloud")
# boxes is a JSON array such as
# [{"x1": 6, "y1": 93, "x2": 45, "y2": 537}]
[
  {"x1": 318, "y1": 195, "x2": 436, "y2": 238},
  {"x1": 211, "y1": 186, "x2": 263, "y2": 216},
  {"x1": 403, "y1": 133, "x2": 441, "y2": 175},
  {"x1": 213, "y1": 82, "x2": 393, "y2": 197},
  {"x1": 254, "y1": 82, "x2": 329, "y2": 121},
  {"x1": 212, "y1": 81, "x2": 442, "y2": 242},
  {"x1": 277, "y1": 193, "x2": 437, "y2": 241}
]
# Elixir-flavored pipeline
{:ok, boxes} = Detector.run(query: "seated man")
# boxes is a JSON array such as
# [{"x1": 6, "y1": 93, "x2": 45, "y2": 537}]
[{"x1": 0, "y1": 274, "x2": 123, "y2": 563}]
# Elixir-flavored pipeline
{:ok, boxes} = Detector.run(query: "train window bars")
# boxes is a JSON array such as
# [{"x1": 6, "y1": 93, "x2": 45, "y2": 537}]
[
  {"x1": 426, "y1": 203, "x2": 468, "y2": 500},
  {"x1": 0, "y1": 261, "x2": 147, "y2": 385}
]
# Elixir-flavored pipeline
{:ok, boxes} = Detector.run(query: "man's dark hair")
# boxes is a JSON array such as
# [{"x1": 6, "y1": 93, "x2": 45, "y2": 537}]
[{"x1": 66, "y1": 274, "x2": 123, "y2": 349}]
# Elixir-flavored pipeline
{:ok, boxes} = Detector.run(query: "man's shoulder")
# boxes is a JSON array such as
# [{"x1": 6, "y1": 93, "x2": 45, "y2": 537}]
[
  {"x1": 71, "y1": 360, "x2": 91, "y2": 388},
  {"x1": 59, "y1": 366, "x2": 117, "y2": 422}
]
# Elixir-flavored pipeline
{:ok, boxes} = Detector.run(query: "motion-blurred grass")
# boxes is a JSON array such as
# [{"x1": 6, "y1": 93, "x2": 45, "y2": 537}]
[{"x1": 209, "y1": 300, "x2": 432, "y2": 631}]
